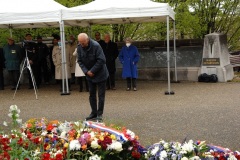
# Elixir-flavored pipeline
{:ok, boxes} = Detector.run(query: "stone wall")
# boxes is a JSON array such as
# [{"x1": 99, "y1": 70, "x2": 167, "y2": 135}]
[{"x1": 3, "y1": 39, "x2": 204, "y2": 84}]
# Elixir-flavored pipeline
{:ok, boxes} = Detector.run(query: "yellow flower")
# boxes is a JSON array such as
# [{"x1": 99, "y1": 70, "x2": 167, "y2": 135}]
[
  {"x1": 46, "y1": 144, "x2": 51, "y2": 150},
  {"x1": 64, "y1": 143, "x2": 69, "y2": 148},
  {"x1": 99, "y1": 136, "x2": 104, "y2": 141},
  {"x1": 110, "y1": 134, "x2": 116, "y2": 140},
  {"x1": 77, "y1": 133, "x2": 80, "y2": 138}
]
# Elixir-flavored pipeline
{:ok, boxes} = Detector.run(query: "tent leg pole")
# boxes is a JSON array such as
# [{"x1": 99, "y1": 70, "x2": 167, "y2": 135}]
[
  {"x1": 60, "y1": 20, "x2": 70, "y2": 95},
  {"x1": 173, "y1": 20, "x2": 179, "y2": 83},
  {"x1": 165, "y1": 16, "x2": 174, "y2": 95}
]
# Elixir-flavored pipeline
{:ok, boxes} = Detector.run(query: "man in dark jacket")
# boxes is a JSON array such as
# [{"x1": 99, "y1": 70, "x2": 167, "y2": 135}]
[
  {"x1": 3, "y1": 37, "x2": 22, "y2": 90},
  {"x1": 36, "y1": 36, "x2": 49, "y2": 85},
  {"x1": 0, "y1": 48, "x2": 4, "y2": 90},
  {"x1": 102, "y1": 33, "x2": 119, "y2": 90},
  {"x1": 95, "y1": 32, "x2": 104, "y2": 48},
  {"x1": 22, "y1": 33, "x2": 40, "y2": 89},
  {"x1": 77, "y1": 33, "x2": 109, "y2": 121}
]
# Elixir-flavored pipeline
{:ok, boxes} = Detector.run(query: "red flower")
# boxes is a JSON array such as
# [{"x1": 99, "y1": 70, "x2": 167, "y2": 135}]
[
  {"x1": 131, "y1": 151, "x2": 141, "y2": 159},
  {"x1": 98, "y1": 136, "x2": 112, "y2": 150},
  {"x1": 42, "y1": 153, "x2": 51, "y2": 160},
  {"x1": 47, "y1": 124, "x2": 54, "y2": 131},
  {"x1": 17, "y1": 137, "x2": 24, "y2": 146},
  {"x1": 55, "y1": 153, "x2": 63, "y2": 160}
]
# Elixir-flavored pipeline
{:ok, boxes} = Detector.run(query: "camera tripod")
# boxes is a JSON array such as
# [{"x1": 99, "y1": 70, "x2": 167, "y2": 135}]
[{"x1": 13, "y1": 49, "x2": 38, "y2": 100}]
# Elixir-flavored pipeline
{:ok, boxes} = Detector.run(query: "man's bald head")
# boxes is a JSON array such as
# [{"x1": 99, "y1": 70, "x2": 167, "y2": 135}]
[{"x1": 78, "y1": 33, "x2": 89, "y2": 48}]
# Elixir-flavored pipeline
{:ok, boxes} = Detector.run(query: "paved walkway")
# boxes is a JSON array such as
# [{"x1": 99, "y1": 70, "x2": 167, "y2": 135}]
[{"x1": 0, "y1": 80, "x2": 240, "y2": 150}]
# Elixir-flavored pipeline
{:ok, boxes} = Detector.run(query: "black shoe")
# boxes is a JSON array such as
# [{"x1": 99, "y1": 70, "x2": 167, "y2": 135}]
[
  {"x1": 79, "y1": 88, "x2": 83, "y2": 92},
  {"x1": 85, "y1": 114, "x2": 97, "y2": 121},
  {"x1": 28, "y1": 86, "x2": 33, "y2": 89},
  {"x1": 97, "y1": 115, "x2": 103, "y2": 121},
  {"x1": 0, "y1": 88, "x2": 4, "y2": 90}
]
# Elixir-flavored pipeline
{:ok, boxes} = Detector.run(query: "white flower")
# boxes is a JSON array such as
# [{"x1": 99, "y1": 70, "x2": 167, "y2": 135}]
[
  {"x1": 126, "y1": 129, "x2": 135, "y2": 139},
  {"x1": 181, "y1": 157, "x2": 189, "y2": 160},
  {"x1": 190, "y1": 156, "x2": 200, "y2": 160},
  {"x1": 163, "y1": 142, "x2": 169, "y2": 149},
  {"x1": 160, "y1": 150, "x2": 167, "y2": 159},
  {"x1": 171, "y1": 153, "x2": 177, "y2": 160},
  {"x1": 91, "y1": 140, "x2": 99, "y2": 149},
  {"x1": 9, "y1": 105, "x2": 18, "y2": 112},
  {"x1": 151, "y1": 146, "x2": 159, "y2": 155},
  {"x1": 8, "y1": 113, "x2": 12, "y2": 118},
  {"x1": 16, "y1": 119, "x2": 22, "y2": 124},
  {"x1": 182, "y1": 141, "x2": 194, "y2": 153},
  {"x1": 69, "y1": 140, "x2": 81, "y2": 150},
  {"x1": 228, "y1": 154, "x2": 237, "y2": 160},
  {"x1": 89, "y1": 154, "x2": 101, "y2": 160},
  {"x1": 107, "y1": 141, "x2": 123, "y2": 152},
  {"x1": 3, "y1": 121, "x2": 8, "y2": 126},
  {"x1": 41, "y1": 131, "x2": 48, "y2": 136},
  {"x1": 33, "y1": 149, "x2": 41, "y2": 157}
]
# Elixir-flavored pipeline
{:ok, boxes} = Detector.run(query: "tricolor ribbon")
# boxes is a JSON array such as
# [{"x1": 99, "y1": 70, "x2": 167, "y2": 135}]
[{"x1": 84, "y1": 121, "x2": 128, "y2": 142}]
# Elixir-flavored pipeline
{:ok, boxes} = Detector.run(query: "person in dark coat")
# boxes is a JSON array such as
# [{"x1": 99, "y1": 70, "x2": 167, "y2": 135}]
[
  {"x1": 3, "y1": 37, "x2": 22, "y2": 90},
  {"x1": 22, "y1": 33, "x2": 40, "y2": 89},
  {"x1": 95, "y1": 32, "x2": 104, "y2": 48},
  {"x1": 102, "y1": 33, "x2": 119, "y2": 90},
  {"x1": 36, "y1": 36, "x2": 50, "y2": 85},
  {"x1": 119, "y1": 37, "x2": 140, "y2": 91},
  {"x1": 77, "y1": 33, "x2": 109, "y2": 121},
  {"x1": 0, "y1": 48, "x2": 4, "y2": 90}
]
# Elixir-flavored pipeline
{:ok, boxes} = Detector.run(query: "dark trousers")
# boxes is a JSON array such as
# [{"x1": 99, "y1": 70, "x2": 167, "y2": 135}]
[
  {"x1": 126, "y1": 78, "x2": 136, "y2": 89},
  {"x1": 27, "y1": 66, "x2": 40, "y2": 88},
  {"x1": 106, "y1": 72, "x2": 115, "y2": 89},
  {"x1": 39, "y1": 59, "x2": 49, "y2": 84},
  {"x1": 78, "y1": 77, "x2": 89, "y2": 92},
  {"x1": 71, "y1": 73, "x2": 76, "y2": 84},
  {"x1": 88, "y1": 80, "x2": 106, "y2": 116},
  {"x1": 8, "y1": 70, "x2": 20, "y2": 88},
  {"x1": 59, "y1": 79, "x2": 71, "y2": 91},
  {"x1": 0, "y1": 68, "x2": 4, "y2": 90}
]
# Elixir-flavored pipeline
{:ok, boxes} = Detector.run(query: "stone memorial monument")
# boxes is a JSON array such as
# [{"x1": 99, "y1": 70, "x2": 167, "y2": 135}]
[{"x1": 198, "y1": 32, "x2": 233, "y2": 82}]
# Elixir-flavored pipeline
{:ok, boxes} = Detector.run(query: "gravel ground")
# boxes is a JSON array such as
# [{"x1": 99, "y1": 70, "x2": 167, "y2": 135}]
[{"x1": 0, "y1": 80, "x2": 240, "y2": 150}]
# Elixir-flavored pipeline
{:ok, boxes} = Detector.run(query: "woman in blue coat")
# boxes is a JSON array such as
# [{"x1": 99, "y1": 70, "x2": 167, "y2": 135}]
[{"x1": 119, "y1": 38, "x2": 139, "y2": 91}]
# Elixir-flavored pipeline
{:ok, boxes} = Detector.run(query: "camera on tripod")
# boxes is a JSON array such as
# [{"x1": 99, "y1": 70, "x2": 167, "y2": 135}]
[{"x1": 22, "y1": 40, "x2": 35, "y2": 51}]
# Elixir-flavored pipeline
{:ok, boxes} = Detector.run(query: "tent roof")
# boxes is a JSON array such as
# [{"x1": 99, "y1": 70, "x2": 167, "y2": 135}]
[
  {"x1": 0, "y1": 0, "x2": 67, "y2": 28},
  {"x1": 63, "y1": 0, "x2": 175, "y2": 27}
]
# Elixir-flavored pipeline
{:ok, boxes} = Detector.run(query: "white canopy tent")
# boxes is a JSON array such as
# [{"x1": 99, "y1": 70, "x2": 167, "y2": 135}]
[
  {"x1": 0, "y1": 0, "x2": 67, "y2": 28},
  {"x1": 0, "y1": 0, "x2": 71, "y2": 96},
  {"x1": 62, "y1": 0, "x2": 176, "y2": 94}
]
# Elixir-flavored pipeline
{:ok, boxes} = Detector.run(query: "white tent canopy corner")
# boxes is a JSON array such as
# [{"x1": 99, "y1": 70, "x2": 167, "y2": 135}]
[{"x1": 0, "y1": 0, "x2": 71, "y2": 96}]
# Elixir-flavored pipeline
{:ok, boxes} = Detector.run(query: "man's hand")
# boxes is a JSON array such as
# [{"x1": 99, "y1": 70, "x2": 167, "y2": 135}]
[{"x1": 87, "y1": 71, "x2": 94, "y2": 77}]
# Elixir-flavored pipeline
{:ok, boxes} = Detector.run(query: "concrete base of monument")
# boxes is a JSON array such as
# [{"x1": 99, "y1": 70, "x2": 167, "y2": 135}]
[{"x1": 198, "y1": 65, "x2": 234, "y2": 82}]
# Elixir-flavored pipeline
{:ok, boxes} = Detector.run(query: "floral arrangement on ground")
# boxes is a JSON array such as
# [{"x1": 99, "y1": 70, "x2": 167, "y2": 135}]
[{"x1": 0, "y1": 105, "x2": 240, "y2": 160}]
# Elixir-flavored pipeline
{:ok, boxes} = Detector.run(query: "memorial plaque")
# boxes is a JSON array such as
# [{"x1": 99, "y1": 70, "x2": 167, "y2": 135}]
[{"x1": 202, "y1": 58, "x2": 220, "y2": 66}]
